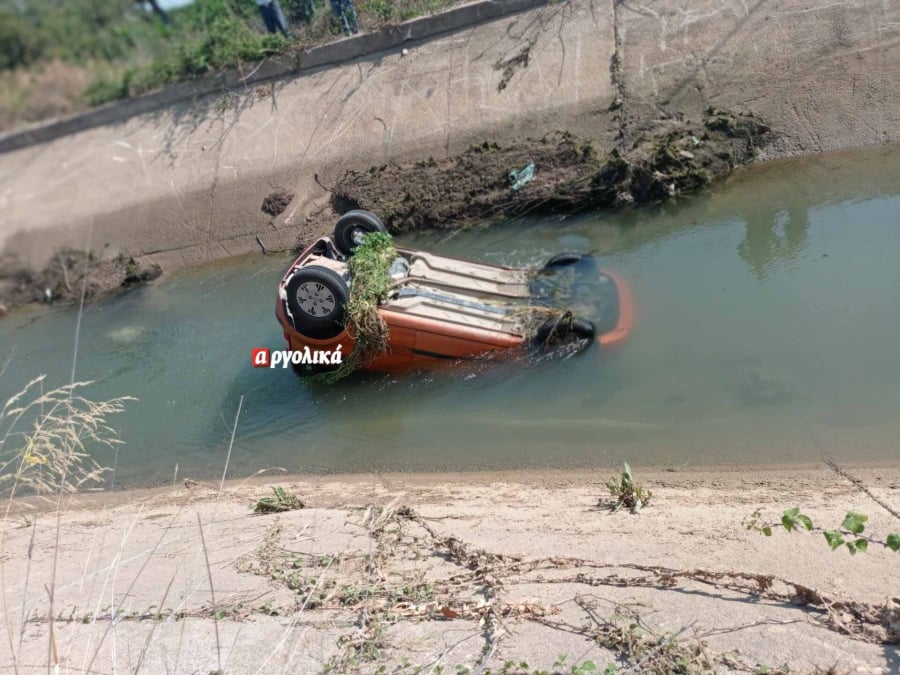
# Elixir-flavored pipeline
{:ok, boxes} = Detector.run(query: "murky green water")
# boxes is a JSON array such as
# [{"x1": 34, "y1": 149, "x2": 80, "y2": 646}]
[{"x1": 2, "y1": 146, "x2": 900, "y2": 486}]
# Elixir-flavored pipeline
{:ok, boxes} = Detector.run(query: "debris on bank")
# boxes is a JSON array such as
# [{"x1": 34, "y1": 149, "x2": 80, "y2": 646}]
[
  {"x1": 329, "y1": 108, "x2": 771, "y2": 233},
  {"x1": 0, "y1": 249, "x2": 161, "y2": 315},
  {"x1": 252, "y1": 486, "x2": 305, "y2": 513},
  {"x1": 261, "y1": 188, "x2": 295, "y2": 217}
]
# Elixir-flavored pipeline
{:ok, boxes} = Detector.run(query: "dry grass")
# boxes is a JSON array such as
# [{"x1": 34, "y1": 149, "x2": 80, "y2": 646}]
[
  {"x1": 0, "y1": 375, "x2": 133, "y2": 496},
  {"x1": 0, "y1": 60, "x2": 94, "y2": 131},
  {"x1": 0, "y1": 373, "x2": 133, "y2": 672},
  {"x1": 0, "y1": 0, "x2": 468, "y2": 131}
]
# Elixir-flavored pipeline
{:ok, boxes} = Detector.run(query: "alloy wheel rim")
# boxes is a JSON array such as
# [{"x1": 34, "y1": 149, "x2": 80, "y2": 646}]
[{"x1": 297, "y1": 281, "x2": 336, "y2": 317}]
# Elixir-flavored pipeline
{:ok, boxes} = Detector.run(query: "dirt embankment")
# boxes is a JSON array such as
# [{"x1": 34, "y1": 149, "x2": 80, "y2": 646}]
[
  {"x1": 0, "y1": 107, "x2": 768, "y2": 315},
  {"x1": 0, "y1": 249, "x2": 161, "y2": 316},
  {"x1": 327, "y1": 108, "x2": 770, "y2": 234}
]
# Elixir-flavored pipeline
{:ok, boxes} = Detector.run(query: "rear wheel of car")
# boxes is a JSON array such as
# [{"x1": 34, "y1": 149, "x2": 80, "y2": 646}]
[
  {"x1": 543, "y1": 251, "x2": 589, "y2": 269},
  {"x1": 284, "y1": 265, "x2": 349, "y2": 339},
  {"x1": 334, "y1": 210, "x2": 387, "y2": 255},
  {"x1": 534, "y1": 315, "x2": 596, "y2": 347}
]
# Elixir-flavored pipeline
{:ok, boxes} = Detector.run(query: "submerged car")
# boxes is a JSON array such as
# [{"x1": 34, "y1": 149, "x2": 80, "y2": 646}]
[{"x1": 275, "y1": 210, "x2": 633, "y2": 375}]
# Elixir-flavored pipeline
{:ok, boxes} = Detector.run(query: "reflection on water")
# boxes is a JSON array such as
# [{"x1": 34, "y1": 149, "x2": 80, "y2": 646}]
[
  {"x1": 738, "y1": 206, "x2": 809, "y2": 280},
  {"x1": 1, "y1": 145, "x2": 900, "y2": 486}
]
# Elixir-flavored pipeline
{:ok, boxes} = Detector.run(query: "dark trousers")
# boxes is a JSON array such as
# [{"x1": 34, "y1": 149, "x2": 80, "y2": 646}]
[
  {"x1": 259, "y1": 0, "x2": 292, "y2": 37},
  {"x1": 329, "y1": 0, "x2": 358, "y2": 35}
]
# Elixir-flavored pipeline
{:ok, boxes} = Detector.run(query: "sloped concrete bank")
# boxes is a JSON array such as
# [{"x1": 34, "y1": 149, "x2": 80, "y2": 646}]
[
  {"x1": 0, "y1": 0, "x2": 547, "y2": 154},
  {"x1": 3, "y1": 464, "x2": 900, "y2": 672},
  {"x1": 1, "y1": 0, "x2": 899, "y2": 310}
]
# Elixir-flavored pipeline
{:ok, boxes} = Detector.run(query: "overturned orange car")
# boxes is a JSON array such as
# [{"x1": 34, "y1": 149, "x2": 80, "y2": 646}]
[{"x1": 275, "y1": 210, "x2": 633, "y2": 376}]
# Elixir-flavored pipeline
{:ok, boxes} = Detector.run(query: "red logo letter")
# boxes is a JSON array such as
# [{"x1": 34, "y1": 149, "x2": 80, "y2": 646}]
[{"x1": 251, "y1": 348, "x2": 270, "y2": 368}]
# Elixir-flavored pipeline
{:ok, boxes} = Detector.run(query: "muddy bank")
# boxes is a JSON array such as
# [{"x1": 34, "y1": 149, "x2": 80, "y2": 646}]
[
  {"x1": 3, "y1": 463, "x2": 899, "y2": 672},
  {"x1": 328, "y1": 108, "x2": 770, "y2": 234},
  {"x1": 1, "y1": 108, "x2": 770, "y2": 315},
  {"x1": 0, "y1": 248, "x2": 161, "y2": 314}
]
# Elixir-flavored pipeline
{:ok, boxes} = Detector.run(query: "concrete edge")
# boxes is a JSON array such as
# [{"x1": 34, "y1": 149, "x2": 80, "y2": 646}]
[{"x1": 0, "y1": 0, "x2": 547, "y2": 155}]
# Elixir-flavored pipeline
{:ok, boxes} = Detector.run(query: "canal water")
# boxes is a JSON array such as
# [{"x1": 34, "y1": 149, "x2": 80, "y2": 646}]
[{"x1": 1, "y1": 146, "x2": 899, "y2": 486}]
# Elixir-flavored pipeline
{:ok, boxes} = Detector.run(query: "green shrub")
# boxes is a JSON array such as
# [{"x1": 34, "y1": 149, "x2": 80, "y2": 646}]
[
  {"x1": 1, "y1": 0, "x2": 468, "y2": 128},
  {"x1": 0, "y1": 10, "x2": 44, "y2": 69}
]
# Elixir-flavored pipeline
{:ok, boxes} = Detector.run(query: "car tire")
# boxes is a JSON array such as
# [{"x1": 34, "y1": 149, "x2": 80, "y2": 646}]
[
  {"x1": 284, "y1": 265, "x2": 349, "y2": 339},
  {"x1": 334, "y1": 210, "x2": 387, "y2": 255},
  {"x1": 543, "y1": 251, "x2": 589, "y2": 269},
  {"x1": 534, "y1": 315, "x2": 596, "y2": 347}
]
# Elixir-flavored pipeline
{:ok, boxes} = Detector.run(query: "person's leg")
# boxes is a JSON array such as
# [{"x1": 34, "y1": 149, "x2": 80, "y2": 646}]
[
  {"x1": 303, "y1": 0, "x2": 316, "y2": 22},
  {"x1": 259, "y1": 3, "x2": 279, "y2": 34},
  {"x1": 329, "y1": 0, "x2": 348, "y2": 34},
  {"x1": 271, "y1": 0, "x2": 292, "y2": 37},
  {"x1": 341, "y1": 0, "x2": 358, "y2": 34}
]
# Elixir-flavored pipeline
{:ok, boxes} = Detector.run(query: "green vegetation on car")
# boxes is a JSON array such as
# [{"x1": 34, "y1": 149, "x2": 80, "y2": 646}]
[{"x1": 317, "y1": 230, "x2": 396, "y2": 382}]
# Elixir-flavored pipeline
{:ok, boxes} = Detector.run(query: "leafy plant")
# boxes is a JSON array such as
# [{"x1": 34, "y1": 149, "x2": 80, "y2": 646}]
[
  {"x1": 745, "y1": 507, "x2": 900, "y2": 555},
  {"x1": 317, "y1": 231, "x2": 396, "y2": 382},
  {"x1": 552, "y1": 655, "x2": 597, "y2": 675},
  {"x1": 604, "y1": 462, "x2": 652, "y2": 513},
  {"x1": 252, "y1": 486, "x2": 305, "y2": 513}
]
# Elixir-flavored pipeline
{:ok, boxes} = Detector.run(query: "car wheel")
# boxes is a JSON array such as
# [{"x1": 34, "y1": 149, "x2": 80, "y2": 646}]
[
  {"x1": 284, "y1": 265, "x2": 349, "y2": 339},
  {"x1": 334, "y1": 210, "x2": 387, "y2": 255},
  {"x1": 543, "y1": 251, "x2": 589, "y2": 269},
  {"x1": 534, "y1": 315, "x2": 596, "y2": 347}
]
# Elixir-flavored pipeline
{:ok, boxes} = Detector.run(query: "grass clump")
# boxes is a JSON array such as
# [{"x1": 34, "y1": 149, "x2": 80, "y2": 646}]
[
  {"x1": 604, "y1": 461, "x2": 652, "y2": 513},
  {"x1": 252, "y1": 486, "x2": 305, "y2": 513},
  {"x1": 0, "y1": 375, "x2": 132, "y2": 495},
  {"x1": 319, "y1": 231, "x2": 396, "y2": 382}
]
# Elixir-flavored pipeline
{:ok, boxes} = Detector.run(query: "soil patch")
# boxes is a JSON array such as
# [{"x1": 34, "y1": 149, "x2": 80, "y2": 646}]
[
  {"x1": 328, "y1": 108, "x2": 771, "y2": 234},
  {"x1": 0, "y1": 248, "x2": 161, "y2": 315},
  {"x1": 261, "y1": 188, "x2": 294, "y2": 217}
]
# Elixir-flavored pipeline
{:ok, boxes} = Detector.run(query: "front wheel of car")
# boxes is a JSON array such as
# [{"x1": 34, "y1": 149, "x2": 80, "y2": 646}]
[{"x1": 284, "y1": 265, "x2": 349, "y2": 339}]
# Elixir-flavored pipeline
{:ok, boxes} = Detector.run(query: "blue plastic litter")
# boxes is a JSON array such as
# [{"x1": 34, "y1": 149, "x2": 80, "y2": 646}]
[{"x1": 508, "y1": 162, "x2": 535, "y2": 191}]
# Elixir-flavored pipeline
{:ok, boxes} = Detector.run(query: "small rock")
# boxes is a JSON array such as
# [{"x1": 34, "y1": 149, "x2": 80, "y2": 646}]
[{"x1": 401, "y1": 48, "x2": 409, "y2": 56}]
